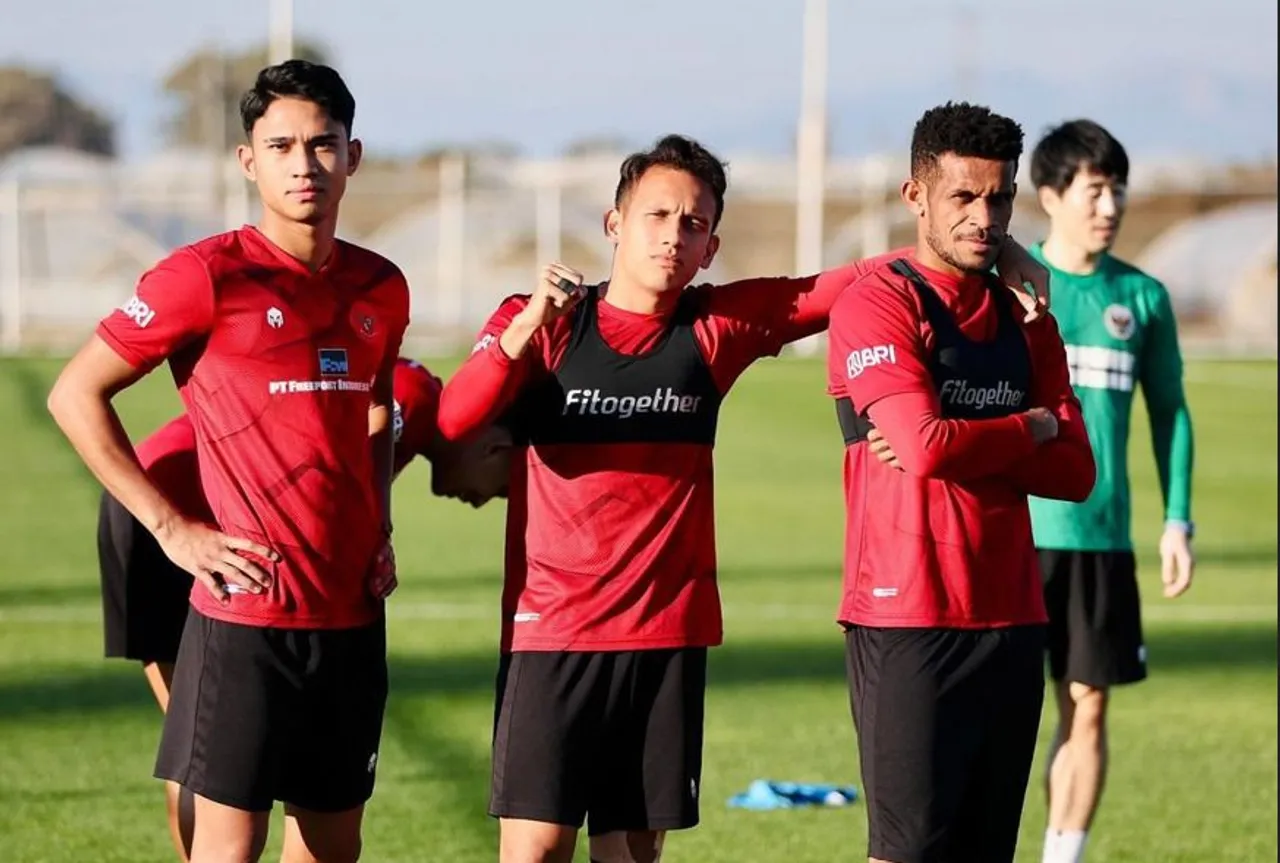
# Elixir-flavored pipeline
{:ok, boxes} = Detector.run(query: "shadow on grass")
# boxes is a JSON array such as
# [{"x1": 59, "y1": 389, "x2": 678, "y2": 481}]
[
  {"x1": 1146, "y1": 621, "x2": 1278, "y2": 672},
  {"x1": 2, "y1": 623, "x2": 1272, "y2": 725},
  {"x1": 0, "y1": 623, "x2": 1270, "y2": 851},
  {"x1": 0, "y1": 664, "x2": 156, "y2": 720},
  {"x1": 0, "y1": 636, "x2": 843, "y2": 724},
  {"x1": 378, "y1": 698, "x2": 495, "y2": 857}
]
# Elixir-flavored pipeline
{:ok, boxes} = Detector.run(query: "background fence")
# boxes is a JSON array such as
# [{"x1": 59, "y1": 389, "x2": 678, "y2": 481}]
[{"x1": 1, "y1": 145, "x2": 1275, "y2": 357}]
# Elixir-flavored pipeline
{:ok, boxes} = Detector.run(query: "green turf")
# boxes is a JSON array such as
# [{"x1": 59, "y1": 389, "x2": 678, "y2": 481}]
[{"x1": 0, "y1": 356, "x2": 1274, "y2": 862}]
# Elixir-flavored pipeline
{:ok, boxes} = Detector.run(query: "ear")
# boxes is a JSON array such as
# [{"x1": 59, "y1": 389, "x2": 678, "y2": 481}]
[
  {"x1": 237, "y1": 143, "x2": 256, "y2": 182},
  {"x1": 1036, "y1": 185, "x2": 1058, "y2": 216},
  {"x1": 603, "y1": 208, "x2": 621, "y2": 244},
  {"x1": 346, "y1": 138, "x2": 363, "y2": 176},
  {"x1": 901, "y1": 178, "x2": 925, "y2": 219},
  {"x1": 700, "y1": 234, "x2": 721, "y2": 270}
]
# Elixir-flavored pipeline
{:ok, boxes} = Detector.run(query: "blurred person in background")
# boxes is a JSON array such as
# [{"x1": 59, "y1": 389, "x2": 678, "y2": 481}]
[
  {"x1": 48, "y1": 60, "x2": 408, "y2": 863},
  {"x1": 438, "y1": 132, "x2": 1050, "y2": 863},
  {"x1": 828, "y1": 101, "x2": 1096, "y2": 863},
  {"x1": 1027, "y1": 119, "x2": 1196, "y2": 863},
  {"x1": 96, "y1": 355, "x2": 509, "y2": 862}
]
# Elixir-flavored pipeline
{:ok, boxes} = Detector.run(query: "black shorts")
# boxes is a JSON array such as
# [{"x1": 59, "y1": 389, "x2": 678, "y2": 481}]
[
  {"x1": 489, "y1": 648, "x2": 706, "y2": 836},
  {"x1": 155, "y1": 610, "x2": 389, "y2": 813},
  {"x1": 1040, "y1": 549, "x2": 1147, "y2": 688},
  {"x1": 98, "y1": 491, "x2": 193, "y2": 664},
  {"x1": 845, "y1": 624, "x2": 1047, "y2": 863}
]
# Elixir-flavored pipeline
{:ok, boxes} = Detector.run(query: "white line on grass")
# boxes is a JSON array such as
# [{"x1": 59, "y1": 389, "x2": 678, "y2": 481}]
[{"x1": 0, "y1": 602, "x2": 1274, "y2": 625}]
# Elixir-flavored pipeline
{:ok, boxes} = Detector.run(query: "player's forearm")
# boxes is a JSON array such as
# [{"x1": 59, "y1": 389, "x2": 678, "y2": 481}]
[
  {"x1": 46, "y1": 382, "x2": 185, "y2": 538},
  {"x1": 1150, "y1": 401, "x2": 1194, "y2": 521},
  {"x1": 780, "y1": 252, "x2": 909, "y2": 342},
  {"x1": 498, "y1": 314, "x2": 541, "y2": 360},
  {"x1": 1002, "y1": 438, "x2": 1097, "y2": 501},
  {"x1": 437, "y1": 344, "x2": 526, "y2": 441},
  {"x1": 996, "y1": 394, "x2": 1096, "y2": 500},
  {"x1": 867, "y1": 392, "x2": 1039, "y2": 480},
  {"x1": 776, "y1": 268, "x2": 850, "y2": 340}
]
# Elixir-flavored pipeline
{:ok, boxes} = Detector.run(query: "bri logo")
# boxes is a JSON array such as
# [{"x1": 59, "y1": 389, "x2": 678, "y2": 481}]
[
  {"x1": 318, "y1": 348, "x2": 350, "y2": 377},
  {"x1": 846, "y1": 345, "x2": 897, "y2": 379},
  {"x1": 119, "y1": 295, "x2": 156, "y2": 329},
  {"x1": 939, "y1": 379, "x2": 1025, "y2": 410}
]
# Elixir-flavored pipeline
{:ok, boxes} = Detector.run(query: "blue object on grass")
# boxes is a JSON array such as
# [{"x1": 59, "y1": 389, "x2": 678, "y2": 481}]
[{"x1": 727, "y1": 779, "x2": 858, "y2": 810}]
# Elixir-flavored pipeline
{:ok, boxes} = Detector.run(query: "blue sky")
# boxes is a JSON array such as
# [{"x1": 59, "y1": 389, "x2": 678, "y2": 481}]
[{"x1": 3, "y1": 0, "x2": 1276, "y2": 162}]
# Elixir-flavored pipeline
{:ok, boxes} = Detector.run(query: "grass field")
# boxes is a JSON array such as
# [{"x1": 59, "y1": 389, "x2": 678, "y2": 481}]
[{"x1": 0, "y1": 356, "x2": 1275, "y2": 862}]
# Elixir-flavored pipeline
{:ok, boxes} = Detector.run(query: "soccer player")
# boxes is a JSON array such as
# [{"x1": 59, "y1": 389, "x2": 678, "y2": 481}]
[
  {"x1": 1027, "y1": 120, "x2": 1195, "y2": 863},
  {"x1": 99, "y1": 357, "x2": 510, "y2": 862},
  {"x1": 48, "y1": 61, "x2": 408, "y2": 863},
  {"x1": 437, "y1": 133, "x2": 1050, "y2": 863},
  {"x1": 827, "y1": 102, "x2": 1098, "y2": 863}
]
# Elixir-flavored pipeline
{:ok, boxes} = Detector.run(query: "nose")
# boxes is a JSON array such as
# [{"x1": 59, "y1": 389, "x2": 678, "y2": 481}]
[
  {"x1": 969, "y1": 198, "x2": 994, "y2": 230},
  {"x1": 1096, "y1": 188, "x2": 1119, "y2": 218},
  {"x1": 290, "y1": 146, "x2": 319, "y2": 177},
  {"x1": 661, "y1": 217, "x2": 687, "y2": 250}
]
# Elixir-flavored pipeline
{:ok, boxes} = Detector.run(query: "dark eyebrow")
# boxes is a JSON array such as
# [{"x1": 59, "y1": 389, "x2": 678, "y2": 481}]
[{"x1": 262, "y1": 133, "x2": 341, "y2": 146}]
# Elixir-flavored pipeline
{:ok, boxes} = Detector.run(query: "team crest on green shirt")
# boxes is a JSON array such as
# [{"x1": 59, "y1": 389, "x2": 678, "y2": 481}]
[{"x1": 1103, "y1": 304, "x2": 1136, "y2": 341}]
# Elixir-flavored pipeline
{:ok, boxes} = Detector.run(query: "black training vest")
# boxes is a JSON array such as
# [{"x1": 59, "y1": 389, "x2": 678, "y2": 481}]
[
  {"x1": 836, "y1": 259, "x2": 1032, "y2": 445},
  {"x1": 507, "y1": 284, "x2": 723, "y2": 447}
]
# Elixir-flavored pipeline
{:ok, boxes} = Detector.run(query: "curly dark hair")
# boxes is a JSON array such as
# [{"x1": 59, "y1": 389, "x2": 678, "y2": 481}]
[
  {"x1": 239, "y1": 60, "x2": 356, "y2": 139},
  {"x1": 1030, "y1": 119, "x2": 1130, "y2": 194},
  {"x1": 910, "y1": 101, "x2": 1024, "y2": 180},
  {"x1": 615, "y1": 134, "x2": 729, "y2": 229}
]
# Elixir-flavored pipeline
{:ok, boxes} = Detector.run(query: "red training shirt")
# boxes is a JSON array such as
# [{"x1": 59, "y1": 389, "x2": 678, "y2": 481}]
[
  {"x1": 129, "y1": 357, "x2": 442, "y2": 527},
  {"x1": 440, "y1": 257, "x2": 894, "y2": 653},
  {"x1": 135, "y1": 414, "x2": 214, "y2": 525},
  {"x1": 827, "y1": 254, "x2": 1095, "y2": 629},
  {"x1": 392, "y1": 357, "x2": 442, "y2": 477},
  {"x1": 97, "y1": 226, "x2": 410, "y2": 630}
]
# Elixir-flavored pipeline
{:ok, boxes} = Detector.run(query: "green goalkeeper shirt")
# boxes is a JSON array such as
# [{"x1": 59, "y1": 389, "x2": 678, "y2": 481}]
[{"x1": 1028, "y1": 244, "x2": 1195, "y2": 551}]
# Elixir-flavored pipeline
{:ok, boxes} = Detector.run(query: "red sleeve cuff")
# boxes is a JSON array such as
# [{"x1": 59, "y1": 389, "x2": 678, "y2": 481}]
[
  {"x1": 488, "y1": 339, "x2": 517, "y2": 367},
  {"x1": 95, "y1": 322, "x2": 154, "y2": 371},
  {"x1": 1009, "y1": 411, "x2": 1035, "y2": 443}
]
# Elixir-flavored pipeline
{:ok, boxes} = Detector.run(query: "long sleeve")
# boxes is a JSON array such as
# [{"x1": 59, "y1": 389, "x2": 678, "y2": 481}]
[
  {"x1": 865, "y1": 390, "x2": 1038, "y2": 480},
  {"x1": 437, "y1": 296, "x2": 540, "y2": 441},
  {"x1": 693, "y1": 252, "x2": 905, "y2": 392},
  {"x1": 1139, "y1": 283, "x2": 1194, "y2": 522},
  {"x1": 1000, "y1": 312, "x2": 1097, "y2": 502},
  {"x1": 829, "y1": 273, "x2": 1038, "y2": 481}
]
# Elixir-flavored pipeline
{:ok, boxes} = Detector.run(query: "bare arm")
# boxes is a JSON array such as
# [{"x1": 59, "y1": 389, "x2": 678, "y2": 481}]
[
  {"x1": 48, "y1": 337, "x2": 182, "y2": 535},
  {"x1": 48, "y1": 336, "x2": 276, "y2": 601}
]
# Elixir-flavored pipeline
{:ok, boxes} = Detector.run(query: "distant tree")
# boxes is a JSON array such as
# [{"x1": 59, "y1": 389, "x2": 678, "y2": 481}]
[
  {"x1": 160, "y1": 41, "x2": 330, "y2": 152},
  {"x1": 0, "y1": 67, "x2": 115, "y2": 158}
]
